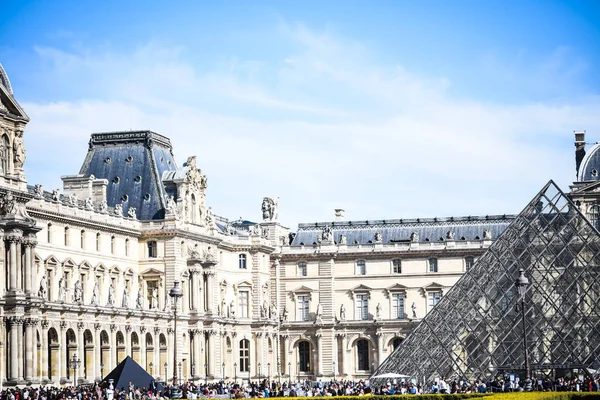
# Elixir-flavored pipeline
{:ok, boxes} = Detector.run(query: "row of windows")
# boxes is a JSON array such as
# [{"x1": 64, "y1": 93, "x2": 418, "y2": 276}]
[
  {"x1": 296, "y1": 257, "x2": 475, "y2": 276},
  {"x1": 48, "y1": 224, "x2": 132, "y2": 256}
]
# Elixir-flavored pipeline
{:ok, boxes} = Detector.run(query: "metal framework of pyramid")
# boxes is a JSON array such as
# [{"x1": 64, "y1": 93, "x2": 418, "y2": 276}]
[{"x1": 374, "y1": 181, "x2": 600, "y2": 384}]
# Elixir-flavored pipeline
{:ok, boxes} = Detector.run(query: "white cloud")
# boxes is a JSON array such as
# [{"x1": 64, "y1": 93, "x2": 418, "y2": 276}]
[{"x1": 19, "y1": 23, "x2": 600, "y2": 227}]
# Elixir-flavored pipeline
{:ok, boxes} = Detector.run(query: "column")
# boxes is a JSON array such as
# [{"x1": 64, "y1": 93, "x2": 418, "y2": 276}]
[
  {"x1": 23, "y1": 239, "x2": 33, "y2": 294},
  {"x1": 191, "y1": 271, "x2": 200, "y2": 311},
  {"x1": 32, "y1": 320, "x2": 38, "y2": 382},
  {"x1": 8, "y1": 318, "x2": 21, "y2": 381},
  {"x1": 77, "y1": 324, "x2": 85, "y2": 383},
  {"x1": 153, "y1": 328, "x2": 160, "y2": 380},
  {"x1": 376, "y1": 332, "x2": 384, "y2": 368},
  {"x1": 24, "y1": 319, "x2": 35, "y2": 381},
  {"x1": 8, "y1": 235, "x2": 19, "y2": 291},
  {"x1": 110, "y1": 325, "x2": 117, "y2": 370},
  {"x1": 41, "y1": 321, "x2": 49, "y2": 382},
  {"x1": 316, "y1": 333, "x2": 323, "y2": 377},
  {"x1": 60, "y1": 323, "x2": 67, "y2": 381},
  {"x1": 281, "y1": 335, "x2": 288, "y2": 378},
  {"x1": 126, "y1": 327, "x2": 132, "y2": 358},
  {"x1": 167, "y1": 328, "x2": 174, "y2": 383},
  {"x1": 340, "y1": 334, "x2": 347, "y2": 377},
  {"x1": 94, "y1": 325, "x2": 102, "y2": 381},
  {"x1": 140, "y1": 328, "x2": 147, "y2": 371},
  {"x1": 205, "y1": 272, "x2": 214, "y2": 314},
  {"x1": 207, "y1": 331, "x2": 215, "y2": 377},
  {"x1": 17, "y1": 320, "x2": 24, "y2": 380}
]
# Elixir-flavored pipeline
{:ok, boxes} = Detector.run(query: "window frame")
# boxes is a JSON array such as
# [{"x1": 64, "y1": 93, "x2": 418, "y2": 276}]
[
  {"x1": 465, "y1": 256, "x2": 474, "y2": 271},
  {"x1": 428, "y1": 291, "x2": 442, "y2": 308},
  {"x1": 356, "y1": 260, "x2": 366, "y2": 275},
  {"x1": 428, "y1": 257, "x2": 438, "y2": 273},
  {"x1": 356, "y1": 294, "x2": 369, "y2": 320},
  {"x1": 147, "y1": 241, "x2": 158, "y2": 258},
  {"x1": 392, "y1": 293, "x2": 405, "y2": 319},
  {"x1": 239, "y1": 339, "x2": 250, "y2": 372},
  {"x1": 238, "y1": 290, "x2": 249, "y2": 318},
  {"x1": 238, "y1": 254, "x2": 247, "y2": 269},
  {"x1": 392, "y1": 259, "x2": 402, "y2": 274},
  {"x1": 297, "y1": 261, "x2": 307, "y2": 277},
  {"x1": 297, "y1": 294, "x2": 310, "y2": 321}
]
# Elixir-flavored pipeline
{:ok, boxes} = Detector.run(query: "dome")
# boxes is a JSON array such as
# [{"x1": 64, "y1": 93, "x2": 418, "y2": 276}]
[
  {"x1": 0, "y1": 63, "x2": 13, "y2": 95},
  {"x1": 577, "y1": 143, "x2": 600, "y2": 182}
]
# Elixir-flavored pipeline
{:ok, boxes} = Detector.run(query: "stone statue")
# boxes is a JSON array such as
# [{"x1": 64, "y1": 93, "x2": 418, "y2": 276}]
[
  {"x1": 261, "y1": 197, "x2": 278, "y2": 221},
  {"x1": 151, "y1": 287, "x2": 158, "y2": 309},
  {"x1": 0, "y1": 191, "x2": 15, "y2": 217},
  {"x1": 67, "y1": 193, "x2": 77, "y2": 207},
  {"x1": 483, "y1": 229, "x2": 492, "y2": 240},
  {"x1": 205, "y1": 207, "x2": 215, "y2": 227},
  {"x1": 251, "y1": 224, "x2": 262, "y2": 236},
  {"x1": 446, "y1": 230, "x2": 455, "y2": 240},
  {"x1": 84, "y1": 197, "x2": 94, "y2": 211},
  {"x1": 316, "y1": 303, "x2": 323, "y2": 320},
  {"x1": 122, "y1": 288, "x2": 130, "y2": 308},
  {"x1": 340, "y1": 304, "x2": 346, "y2": 320},
  {"x1": 114, "y1": 203, "x2": 123, "y2": 217},
  {"x1": 321, "y1": 226, "x2": 333, "y2": 242},
  {"x1": 282, "y1": 306, "x2": 289, "y2": 322},
  {"x1": 136, "y1": 288, "x2": 144, "y2": 310},
  {"x1": 98, "y1": 200, "x2": 108, "y2": 213},
  {"x1": 127, "y1": 207, "x2": 137, "y2": 219},
  {"x1": 262, "y1": 300, "x2": 269, "y2": 318},
  {"x1": 58, "y1": 277, "x2": 66, "y2": 302},
  {"x1": 38, "y1": 275, "x2": 47, "y2": 299},
  {"x1": 13, "y1": 130, "x2": 26, "y2": 169},
  {"x1": 339, "y1": 234, "x2": 347, "y2": 245},
  {"x1": 91, "y1": 282, "x2": 99, "y2": 305},
  {"x1": 411, "y1": 302, "x2": 417, "y2": 319},
  {"x1": 270, "y1": 302, "x2": 278, "y2": 320},
  {"x1": 376, "y1": 303, "x2": 383, "y2": 320},
  {"x1": 374, "y1": 232, "x2": 382, "y2": 243},
  {"x1": 221, "y1": 297, "x2": 226, "y2": 316},
  {"x1": 166, "y1": 195, "x2": 178, "y2": 216},
  {"x1": 410, "y1": 232, "x2": 419, "y2": 242},
  {"x1": 229, "y1": 300, "x2": 235, "y2": 318},
  {"x1": 52, "y1": 189, "x2": 60, "y2": 202},
  {"x1": 73, "y1": 280, "x2": 83, "y2": 303},
  {"x1": 107, "y1": 282, "x2": 115, "y2": 306},
  {"x1": 33, "y1": 184, "x2": 44, "y2": 198}
]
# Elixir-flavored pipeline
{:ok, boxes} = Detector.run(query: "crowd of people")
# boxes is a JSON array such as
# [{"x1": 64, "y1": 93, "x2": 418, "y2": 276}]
[{"x1": 1, "y1": 375, "x2": 599, "y2": 399}]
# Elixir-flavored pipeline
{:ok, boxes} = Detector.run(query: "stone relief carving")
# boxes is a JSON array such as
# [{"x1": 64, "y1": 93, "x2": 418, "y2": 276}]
[
  {"x1": 0, "y1": 191, "x2": 15, "y2": 217},
  {"x1": 127, "y1": 207, "x2": 137, "y2": 219},
  {"x1": 98, "y1": 200, "x2": 108, "y2": 213},
  {"x1": 185, "y1": 156, "x2": 207, "y2": 191},
  {"x1": 261, "y1": 197, "x2": 278, "y2": 221},
  {"x1": 114, "y1": 203, "x2": 123, "y2": 217},
  {"x1": 84, "y1": 197, "x2": 94, "y2": 211}
]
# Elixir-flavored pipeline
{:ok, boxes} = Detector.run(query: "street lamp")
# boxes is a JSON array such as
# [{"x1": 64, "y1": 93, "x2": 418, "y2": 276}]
[
  {"x1": 515, "y1": 268, "x2": 532, "y2": 391},
  {"x1": 287, "y1": 362, "x2": 291, "y2": 386},
  {"x1": 204, "y1": 361, "x2": 208, "y2": 384},
  {"x1": 169, "y1": 281, "x2": 183, "y2": 388},
  {"x1": 100, "y1": 363, "x2": 105, "y2": 380},
  {"x1": 297, "y1": 361, "x2": 300, "y2": 383},
  {"x1": 234, "y1": 362, "x2": 237, "y2": 384},
  {"x1": 70, "y1": 353, "x2": 81, "y2": 385},
  {"x1": 277, "y1": 361, "x2": 281, "y2": 385},
  {"x1": 191, "y1": 362, "x2": 195, "y2": 381},
  {"x1": 258, "y1": 362, "x2": 262, "y2": 380},
  {"x1": 332, "y1": 361, "x2": 336, "y2": 380},
  {"x1": 267, "y1": 362, "x2": 271, "y2": 382},
  {"x1": 149, "y1": 362, "x2": 153, "y2": 377},
  {"x1": 164, "y1": 362, "x2": 168, "y2": 384},
  {"x1": 178, "y1": 362, "x2": 183, "y2": 383},
  {"x1": 222, "y1": 362, "x2": 226, "y2": 380}
]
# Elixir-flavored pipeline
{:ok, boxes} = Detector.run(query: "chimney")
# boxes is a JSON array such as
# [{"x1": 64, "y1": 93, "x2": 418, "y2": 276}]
[
  {"x1": 334, "y1": 209, "x2": 345, "y2": 221},
  {"x1": 575, "y1": 130, "x2": 586, "y2": 178}
]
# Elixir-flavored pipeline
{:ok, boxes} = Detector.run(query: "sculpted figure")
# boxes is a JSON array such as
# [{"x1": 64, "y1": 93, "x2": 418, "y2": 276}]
[
  {"x1": 58, "y1": 277, "x2": 66, "y2": 302},
  {"x1": 340, "y1": 304, "x2": 346, "y2": 320},
  {"x1": 410, "y1": 232, "x2": 419, "y2": 243},
  {"x1": 376, "y1": 303, "x2": 383, "y2": 320},
  {"x1": 98, "y1": 200, "x2": 108, "y2": 213},
  {"x1": 316, "y1": 303, "x2": 323, "y2": 319},
  {"x1": 128, "y1": 207, "x2": 137, "y2": 219},
  {"x1": 374, "y1": 232, "x2": 382, "y2": 243},
  {"x1": 262, "y1": 300, "x2": 269, "y2": 318},
  {"x1": 321, "y1": 226, "x2": 333, "y2": 242},
  {"x1": 107, "y1": 282, "x2": 115, "y2": 306},
  {"x1": 67, "y1": 193, "x2": 77, "y2": 207},
  {"x1": 282, "y1": 306, "x2": 289, "y2": 322},
  {"x1": 52, "y1": 189, "x2": 60, "y2": 202},
  {"x1": 114, "y1": 203, "x2": 123, "y2": 217},
  {"x1": 270, "y1": 302, "x2": 278, "y2": 319},
  {"x1": 91, "y1": 282, "x2": 99, "y2": 305},
  {"x1": 13, "y1": 130, "x2": 26, "y2": 168},
  {"x1": 136, "y1": 288, "x2": 144, "y2": 310},
  {"x1": 166, "y1": 195, "x2": 178, "y2": 216},
  {"x1": 261, "y1": 197, "x2": 278, "y2": 221},
  {"x1": 483, "y1": 229, "x2": 492, "y2": 240},
  {"x1": 411, "y1": 302, "x2": 417, "y2": 319},
  {"x1": 205, "y1": 207, "x2": 215, "y2": 227},
  {"x1": 38, "y1": 275, "x2": 47, "y2": 299},
  {"x1": 73, "y1": 280, "x2": 83, "y2": 303},
  {"x1": 446, "y1": 230, "x2": 455, "y2": 240},
  {"x1": 84, "y1": 197, "x2": 94, "y2": 211},
  {"x1": 122, "y1": 288, "x2": 130, "y2": 308},
  {"x1": 33, "y1": 184, "x2": 44, "y2": 198},
  {"x1": 339, "y1": 234, "x2": 347, "y2": 245},
  {"x1": 151, "y1": 287, "x2": 158, "y2": 309}
]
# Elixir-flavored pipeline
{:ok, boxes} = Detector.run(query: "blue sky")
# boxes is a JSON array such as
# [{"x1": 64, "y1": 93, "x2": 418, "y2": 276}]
[{"x1": 1, "y1": 1, "x2": 600, "y2": 226}]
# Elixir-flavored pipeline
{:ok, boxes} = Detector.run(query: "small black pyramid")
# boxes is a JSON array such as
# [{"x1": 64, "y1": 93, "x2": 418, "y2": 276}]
[
  {"x1": 101, "y1": 356, "x2": 164, "y2": 392},
  {"x1": 373, "y1": 180, "x2": 600, "y2": 384}
]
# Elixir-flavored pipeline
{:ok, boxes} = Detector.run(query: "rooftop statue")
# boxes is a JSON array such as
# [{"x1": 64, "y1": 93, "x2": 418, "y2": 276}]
[{"x1": 261, "y1": 197, "x2": 278, "y2": 221}]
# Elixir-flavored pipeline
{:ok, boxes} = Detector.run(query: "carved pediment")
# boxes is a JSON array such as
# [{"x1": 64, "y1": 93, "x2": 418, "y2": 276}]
[
  {"x1": 423, "y1": 282, "x2": 444, "y2": 290},
  {"x1": 139, "y1": 268, "x2": 164, "y2": 276},
  {"x1": 386, "y1": 283, "x2": 408, "y2": 292},
  {"x1": 0, "y1": 71, "x2": 28, "y2": 121},
  {"x1": 349, "y1": 284, "x2": 372, "y2": 293},
  {"x1": 292, "y1": 285, "x2": 313, "y2": 293}
]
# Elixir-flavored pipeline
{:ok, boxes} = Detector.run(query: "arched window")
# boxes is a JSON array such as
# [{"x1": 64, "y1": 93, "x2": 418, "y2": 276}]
[
  {"x1": 64, "y1": 227, "x2": 70, "y2": 246},
  {"x1": 392, "y1": 338, "x2": 403, "y2": 350},
  {"x1": 239, "y1": 339, "x2": 250, "y2": 372},
  {"x1": 0, "y1": 135, "x2": 9, "y2": 174},
  {"x1": 298, "y1": 341, "x2": 311, "y2": 372},
  {"x1": 428, "y1": 258, "x2": 438, "y2": 273},
  {"x1": 356, "y1": 339, "x2": 370, "y2": 371},
  {"x1": 238, "y1": 254, "x2": 247, "y2": 269},
  {"x1": 80, "y1": 230, "x2": 86, "y2": 249}
]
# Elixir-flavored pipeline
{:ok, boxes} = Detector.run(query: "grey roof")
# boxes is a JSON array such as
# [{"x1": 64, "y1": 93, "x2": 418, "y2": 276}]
[
  {"x1": 0, "y1": 63, "x2": 13, "y2": 94},
  {"x1": 577, "y1": 142, "x2": 600, "y2": 182},
  {"x1": 291, "y1": 215, "x2": 515, "y2": 246},
  {"x1": 78, "y1": 131, "x2": 178, "y2": 220}
]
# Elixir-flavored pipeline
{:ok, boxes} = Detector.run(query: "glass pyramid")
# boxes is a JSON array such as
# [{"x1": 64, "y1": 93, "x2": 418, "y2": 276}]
[{"x1": 373, "y1": 181, "x2": 600, "y2": 384}]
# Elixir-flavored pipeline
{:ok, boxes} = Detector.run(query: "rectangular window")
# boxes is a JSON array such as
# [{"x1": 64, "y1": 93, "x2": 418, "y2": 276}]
[
  {"x1": 64, "y1": 227, "x2": 70, "y2": 246},
  {"x1": 356, "y1": 260, "x2": 366, "y2": 275},
  {"x1": 357, "y1": 294, "x2": 369, "y2": 320},
  {"x1": 239, "y1": 291, "x2": 249, "y2": 318},
  {"x1": 298, "y1": 262, "x2": 307, "y2": 277},
  {"x1": 80, "y1": 273, "x2": 86, "y2": 297},
  {"x1": 297, "y1": 295, "x2": 309, "y2": 321},
  {"x1": 428, "y1": 258, "x2": 438, "y2": 273},
  {"x1": 80, "y1": 230, "x2": 85, "y2": 249},
  {"x1": 147, "y1": 241, "x2": 158, "y2": 258},
  {"x1": 465, "y1": 256, "x2": 474, "y2": 271},
  {"x1": 392, "y1": 259, "x2": 402, "y2": 274},
  {"x1": 125, "y1": 239, "x2": 130, "y2": 256},
  {"x1": 96, "y1": 233, "x2": 101, "y2": 251},
  {"x1": 392, "y1": 294, "x2": 405, "y2": 318},
  {"x1": 147, "y1": 280, "x2": 158, "y2": 307},
  {"x1": 238, "y1": 254, "x2": 247, "y2": 269},
  {"x1": 428, "y1": 292, "x2": 441, "y2": 308}
]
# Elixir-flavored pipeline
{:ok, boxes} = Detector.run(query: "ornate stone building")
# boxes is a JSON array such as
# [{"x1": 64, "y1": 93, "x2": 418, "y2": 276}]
[{"x1": 1, "y1": 63, "x2": 590, "y2": 387}]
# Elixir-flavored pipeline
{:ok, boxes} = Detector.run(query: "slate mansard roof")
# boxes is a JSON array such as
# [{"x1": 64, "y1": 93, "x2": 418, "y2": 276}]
[
  {"x1": 78, "y1": 131, "x2": 178, "y2": 220},
  {"x1": 291, "y1": 214, "x2": 516, "y2": 246}
]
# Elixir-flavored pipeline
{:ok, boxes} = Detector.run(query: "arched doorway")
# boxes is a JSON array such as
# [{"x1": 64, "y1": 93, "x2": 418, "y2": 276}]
[
  {"x1": 145, "y1": 333, "x2": 154, "y2": 374},
  {"x1": 48, "y1": 328, "x2": 59, "y2": 382},
  {"x1": 392, "y1": 337, "x2": 403, "y2": 351},
  {"x1": 298, "y1": 340, "x2": 311, "y2": 373},
  {"x1": 65, "y1": 329, "x2": 77, "y2": 381},
  {"x1": 100, "y1": 331, "x2": 110, "y2": 376},
  {"x1": 84, "y1": 330, "x2": 94, "y2": 381},
  {"x1": 116, "y1": 331, "x2": 126, "y2": 363},
  {"x1": 356, "y1": 339, "x2": 370, "y2": 372},
  {"x1": 131, "y1": 332, "x2": 140, "y2": 364}
]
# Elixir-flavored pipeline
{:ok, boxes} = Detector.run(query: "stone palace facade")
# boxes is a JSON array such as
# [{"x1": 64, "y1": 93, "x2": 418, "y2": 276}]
[{"x1": 1, "y1": 62, "x2": 595, "y2": 387}]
